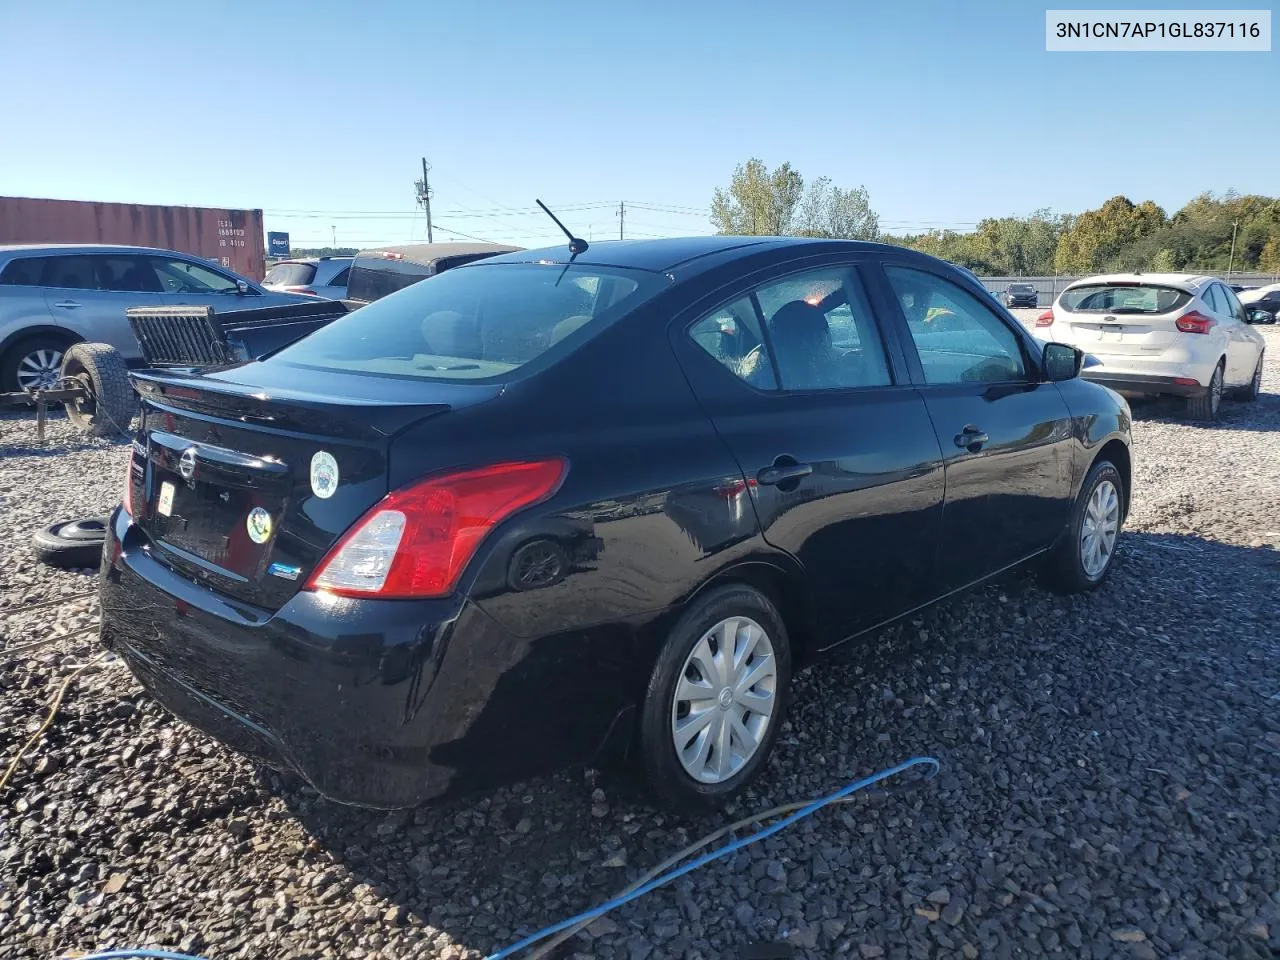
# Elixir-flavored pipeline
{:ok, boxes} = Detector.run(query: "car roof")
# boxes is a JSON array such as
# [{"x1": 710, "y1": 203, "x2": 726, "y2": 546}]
[
  {"x1": 478, "y1": 236, "x2": 897, "y2": 275},
  {"x1": 0, "y1": 242, "x2": 200, "y2": 257},
  {"x1": 1062, "y1": 272, "x2": 1221, "y2": 293}
]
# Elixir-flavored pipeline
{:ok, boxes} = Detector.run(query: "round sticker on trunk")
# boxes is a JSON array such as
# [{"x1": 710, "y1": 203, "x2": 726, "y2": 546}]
[
  {"x1": 311, "y1": 451, "x2": 339, "y2": 499},
  {"x1": 246, "y1": 507, "x2": 273, "y2": 544}
]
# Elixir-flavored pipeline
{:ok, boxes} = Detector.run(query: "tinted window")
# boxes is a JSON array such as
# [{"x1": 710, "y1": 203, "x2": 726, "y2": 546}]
[
  {"x1": 688, "y1": 298, "x2": 777, "y2": 391},
  {"x1": 1202, "y1": 283, "x2": 1224, "y2": 314},
  {"x1": 1219, "y1": 284, "x2": 1246, "y2": 321},
  {"x1": 886, "y1": 265, "x2": 1027, "y2": 384},
  {"x1": 0, "y1": 256, "x2": 55, "y2": 286},
  {"x1": 1060, "y1": 284, "x2": 1191, "y2": 314},
  {"x1": 754, "y1": 267, "x2": 891, "y2": 390},
  {"x1": 41, "y1": 255, "x2": 99, "y2": 290},
  {"x1": 148, "y1": 257, "x2": 240, "y2": 294},
  {"x1": 328, "y1": 267, "x2": 350, "y2": 287},
  {"x1": 264, "y1": 262, "x2": 316, "y2": 286},
  {"x1": 268, "y1": 262, "x2": 664, "y2": 382},
  {"x1": 97, "y1": 255, "x2": 163, "y2": 293}
]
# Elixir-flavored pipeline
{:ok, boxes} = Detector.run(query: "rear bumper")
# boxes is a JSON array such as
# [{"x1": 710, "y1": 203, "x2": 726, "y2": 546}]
[
  {"x1": 99, "y1": 508, "x2": 625, "y2": 808},
  {"x1": 1081, "y1": 371, "x2": 1207, "y2": 398}
]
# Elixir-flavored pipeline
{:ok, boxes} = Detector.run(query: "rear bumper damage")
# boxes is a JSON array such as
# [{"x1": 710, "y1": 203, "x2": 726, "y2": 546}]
[{"x1": 99, "y1": 508, "x2": 595, "y2": 808}]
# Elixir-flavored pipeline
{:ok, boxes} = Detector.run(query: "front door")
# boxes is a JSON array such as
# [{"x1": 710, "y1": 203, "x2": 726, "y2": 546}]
[
  {"x1": 875, "y1": 261, "x2": 1075, "y2": 591},
  {"x1": 672, "y1": 259, "x2": 946, "y2": 646}
]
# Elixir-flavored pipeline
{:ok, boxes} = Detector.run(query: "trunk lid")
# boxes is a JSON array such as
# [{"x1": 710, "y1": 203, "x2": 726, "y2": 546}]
[
  {"x1": 1055, "y1": 282, "x2": 1192, "y2": 356},
  {"x1": 129, "y1": 364, "x2": 502, "y2": 611}
]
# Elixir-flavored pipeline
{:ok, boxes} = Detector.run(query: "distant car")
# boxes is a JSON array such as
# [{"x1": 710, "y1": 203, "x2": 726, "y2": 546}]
[
  {"x1": 1003, "y1": 283, "x2": 1039, "y2": 308},
  {"x1": 1037, "y1": 273, "x2": 1266, "y2": 419},
  {"x1": 263, "y1": 257, "x2": 352, "y2": 300},
  {"x1": 1239, "y1": 282, "x2": 1280, "y2": 323},
  {"x1": 0, "y1": 244, "x2": 313, "y2": 392},
  {"x1": 1229, "y1": 283, "x2": 1255, "y2": 294},
  {"x1": 345, "y1": 242, "x2": 521, "y2": 305}
]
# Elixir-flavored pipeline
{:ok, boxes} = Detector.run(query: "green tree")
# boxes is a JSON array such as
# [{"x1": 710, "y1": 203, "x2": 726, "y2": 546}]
[
  {"x1": 794, "y1": 177, "x2": 880, "y2": 240},
  {"x1": 710, "y1": 159, "x2": 879, "y2": 239},
  {"x1": 710, "y1": 159, "x2": 804, "y2": 235},
  {"x1": 1053, "y1": 196, "x2": 1167, "y2": 273}
]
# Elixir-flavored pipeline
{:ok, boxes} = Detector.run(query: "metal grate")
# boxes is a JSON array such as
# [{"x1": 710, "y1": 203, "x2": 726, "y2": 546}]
[{"x1": 126, "y1": 306, "x2": 233, "y2": 367}]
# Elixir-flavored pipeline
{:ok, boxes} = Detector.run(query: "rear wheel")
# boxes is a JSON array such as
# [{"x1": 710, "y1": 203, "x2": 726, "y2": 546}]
[
  {"x1": 1042, "y1": 459, "x2": 1124, "y2": 594},
  {"x1": 1, "y1": 334, "x2": 73, "y2": 393},
  {"x1": 1184, "y1": 362, "x2": 1223, "y2": 421},
  {"x1": 1234, "y1": 352, "x2": 1263, "y2": 402},
  {"x1": 60, "y1": 342, "x2": 135, "y2": 437},
  {"x1": 638, "y1": 584, "x2": 791, "y2": 809}
]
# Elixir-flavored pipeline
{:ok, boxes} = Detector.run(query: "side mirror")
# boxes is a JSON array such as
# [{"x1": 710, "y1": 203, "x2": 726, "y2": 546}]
[
  {"x1": 1043, "y1": 342, "x2": 1083, "y2": 381},
  {"x1": 1249, "y1": 309, "x2": 1273, "y2": 325},
  {"x1": 236, "y1": 280, "x2": 250, "y2": 295}
]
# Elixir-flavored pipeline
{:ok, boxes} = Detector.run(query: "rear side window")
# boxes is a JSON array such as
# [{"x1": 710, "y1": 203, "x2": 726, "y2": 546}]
[
  {"x1": 328, "y1": 267, "x2": 350, "y2": 287},
  {"x1": 264, "y1": 262, "x2": 317, "y2": 286},
  {"x1": 268, "y1": 262, "x2": 666, "y2": 382},
  {"x1": 1060, "y1": 284, "x2": 1191, "y2": 314},
  {"x1": 688, "y1": 299, "x2": 777, "y2": 390},
  {"x1": 0, "y1": 256, "x2": 55, "y2": 286},
  {"x1": 97, "y1": 255, "x2": 163, "y2": 293},
  {"x1": 40, "y1": 255, "x2": 99, "y2": 290}
]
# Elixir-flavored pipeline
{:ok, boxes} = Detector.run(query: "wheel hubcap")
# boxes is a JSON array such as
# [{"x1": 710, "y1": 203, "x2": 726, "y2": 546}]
[
  {"x1": 671, "y1": 616, "x2": 777, "y2": 784},
  {"x1": 1080, "y1": 479, "x2": 1120, "y2": 579},
  {"x1": 16, "y1": 349, "x2": 62, "y2": 391}
]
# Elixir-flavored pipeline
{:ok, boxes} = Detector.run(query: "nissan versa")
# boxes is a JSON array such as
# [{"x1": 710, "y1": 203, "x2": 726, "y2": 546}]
[{"x1": 100, "y1": 236, "x2": 1132, "y2": 809}]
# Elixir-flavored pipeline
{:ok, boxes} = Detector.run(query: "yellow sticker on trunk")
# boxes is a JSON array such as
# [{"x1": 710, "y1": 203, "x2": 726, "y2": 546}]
[{"x1": 246, "y1": 507, "x2": 273, "y2": 544}]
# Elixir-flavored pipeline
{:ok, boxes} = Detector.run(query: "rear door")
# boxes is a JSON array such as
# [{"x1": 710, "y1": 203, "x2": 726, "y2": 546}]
[
  {"x1": 1210, "y1": 283, "x2": 1262, "y2": 384},
  {"x1": 40, "y1": 254, "x2": 145, "y2": 358},
  {"x1": 875, "y1": 260, "x2": 1075, "y2": 590},
  {"x1": 671, "y1": 258, "x2": 946, "y2": 645}
]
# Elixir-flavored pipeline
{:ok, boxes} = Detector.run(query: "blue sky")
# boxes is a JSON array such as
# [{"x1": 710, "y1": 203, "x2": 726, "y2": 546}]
[{"x1": 0, "y1": 1, "x2": 1275, "y2": 248}]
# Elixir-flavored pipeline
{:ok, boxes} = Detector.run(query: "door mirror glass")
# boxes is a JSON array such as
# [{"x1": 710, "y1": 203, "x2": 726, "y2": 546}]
[
  {"x1": 1043, "y1": 342, "x2": 1082, "y2": 381},
  {"x1": 1248, "y1": 309, "x2": 1272, "y2": 324},
  {"x1": 236, "y1": 279, "x2": 250, "y2": 295}
]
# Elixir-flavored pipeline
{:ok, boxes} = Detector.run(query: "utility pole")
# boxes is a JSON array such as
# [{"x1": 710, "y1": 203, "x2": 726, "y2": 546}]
[
  {"x1": 618, "y1": 201, "x2": 625, "y2": 240},
  {"x1": 1227, "y1": 219, "x2": 1239, "y2": 281},
  {"x1": 415, "y1": 158, "x2": 434, "y2": 243},
  {"x1": 331, "y1": 225, "x2": 336, "y2": 249}
]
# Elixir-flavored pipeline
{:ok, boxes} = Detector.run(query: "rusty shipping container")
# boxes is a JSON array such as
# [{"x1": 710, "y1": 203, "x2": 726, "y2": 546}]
[{"x1": 0, "y1": 196, "x2": 266, "y2": 281}]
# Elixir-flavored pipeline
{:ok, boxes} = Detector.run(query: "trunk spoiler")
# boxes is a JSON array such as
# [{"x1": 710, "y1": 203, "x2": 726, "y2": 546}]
[{"x1": 129, "y1": 368, "x2": 474, "y2": 441}]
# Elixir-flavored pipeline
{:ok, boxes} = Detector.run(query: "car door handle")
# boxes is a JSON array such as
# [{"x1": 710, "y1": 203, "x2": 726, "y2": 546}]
[
  {"x1": 954, "y1": 426, "x2": 990, "y2": 451},
  {"x1": 53, "y1": 300, "x2": 81, "y2": 309},
  {"x1": 757, "y1": 462, "x2": 813, "y2": 486}
]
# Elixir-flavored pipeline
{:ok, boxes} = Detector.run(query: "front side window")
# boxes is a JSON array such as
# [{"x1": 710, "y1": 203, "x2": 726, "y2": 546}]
[
  {"x1": 267, "y1": 262, "x2": 665, "y2": 382},
  {"x1": 886, "y1": 265, "x2": 1027, "y2": 384},
  {"x1": 148, "y1": 257, "x2": 241, "y2": 294}
]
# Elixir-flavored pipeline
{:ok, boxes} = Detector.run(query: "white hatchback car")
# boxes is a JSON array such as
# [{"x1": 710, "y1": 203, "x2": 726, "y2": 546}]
[{"x1": 1036, "y1": 273, "x2": 1266, "y2": 420}]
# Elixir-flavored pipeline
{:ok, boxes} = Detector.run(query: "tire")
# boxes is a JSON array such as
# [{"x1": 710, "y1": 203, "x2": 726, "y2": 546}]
[
  {"x1": 638, "y1": 584, "x2": 791, "y2": 809},
  {"x1": 1183, "y1": 362, "x2": 1224, "y2": 421},
  {"x1": 1234, "y1": 353, "x2": 1263, "y2": 402},
  {"x1": 0, "y1": 334, "x2": 74, "y2": 393},
  {"x1": 32, "y1": 517, "x2": 109, "y2": 570},
  {"x1": 60, "y1": 342, "x2": 136, "y2": 437},
  {"x1": 1041, "y1": 459, "x2": 1124, "y2": 594}
]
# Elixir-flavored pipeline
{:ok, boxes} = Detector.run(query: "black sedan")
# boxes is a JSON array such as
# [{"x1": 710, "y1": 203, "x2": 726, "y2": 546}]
[
  {"x1": 1003, "y1": 282, "x2": 1039, "y2": 308},
  {"x1": 100, "y1": 236, "x2": 1132, "y2": 809}
]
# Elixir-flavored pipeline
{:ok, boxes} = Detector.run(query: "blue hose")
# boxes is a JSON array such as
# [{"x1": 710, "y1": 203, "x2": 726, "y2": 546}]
[
  {"x1": 484, "y1": 755, "x2": 940, "y2": 959},
  {"x1": 62, "y1": 953, "x2": 211, "y2": 960},
  {"x1": 68, "y1": 756, "x2": 939, "y2": 960}
]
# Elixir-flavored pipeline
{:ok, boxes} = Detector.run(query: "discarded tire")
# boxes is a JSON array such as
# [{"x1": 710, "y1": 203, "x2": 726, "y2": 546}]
[
  {"x1": 60, "y1": 342, "x2": 135, "y2": 437},
  {"x1": 33, "y1": 517, "x2": 109, "y2": 570}
]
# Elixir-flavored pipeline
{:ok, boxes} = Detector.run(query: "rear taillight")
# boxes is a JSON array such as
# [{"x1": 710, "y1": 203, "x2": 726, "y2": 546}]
[
  {"x1": 1036, "y1": 310, "x2": 1054, "y2": 327},
  {"x1": 305, "y1": 459, "x2": 568, "y2": 599},
  {"x1": 1176, "y1": 310, "x2": 1215, "y2": 335}
]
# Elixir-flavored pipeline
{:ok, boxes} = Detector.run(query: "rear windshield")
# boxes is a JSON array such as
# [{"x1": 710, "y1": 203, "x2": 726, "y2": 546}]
[
  {"x1": 1059, "y1": 284, "x2": 1191, "y2": 314},
  {"x1": 265, "y1": 262, "x2": 667, "y2": 381},
  {"x1": 264, "y1": 262, "x2": 316, "y2": 286}
]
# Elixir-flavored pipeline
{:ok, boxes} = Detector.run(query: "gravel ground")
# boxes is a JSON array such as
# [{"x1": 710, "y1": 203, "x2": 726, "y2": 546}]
[{"x1": 3, "y1": 328, "x2": 1279, "y2": 960}]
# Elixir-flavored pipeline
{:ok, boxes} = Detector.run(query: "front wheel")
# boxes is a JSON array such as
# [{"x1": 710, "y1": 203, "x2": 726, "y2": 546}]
[
  {"x1": 638, "y1": 584, "x2": 791, "y2": 809},
  {"x1": 1042, "y1": 459, "x2": 1124, "y2": 594}
]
